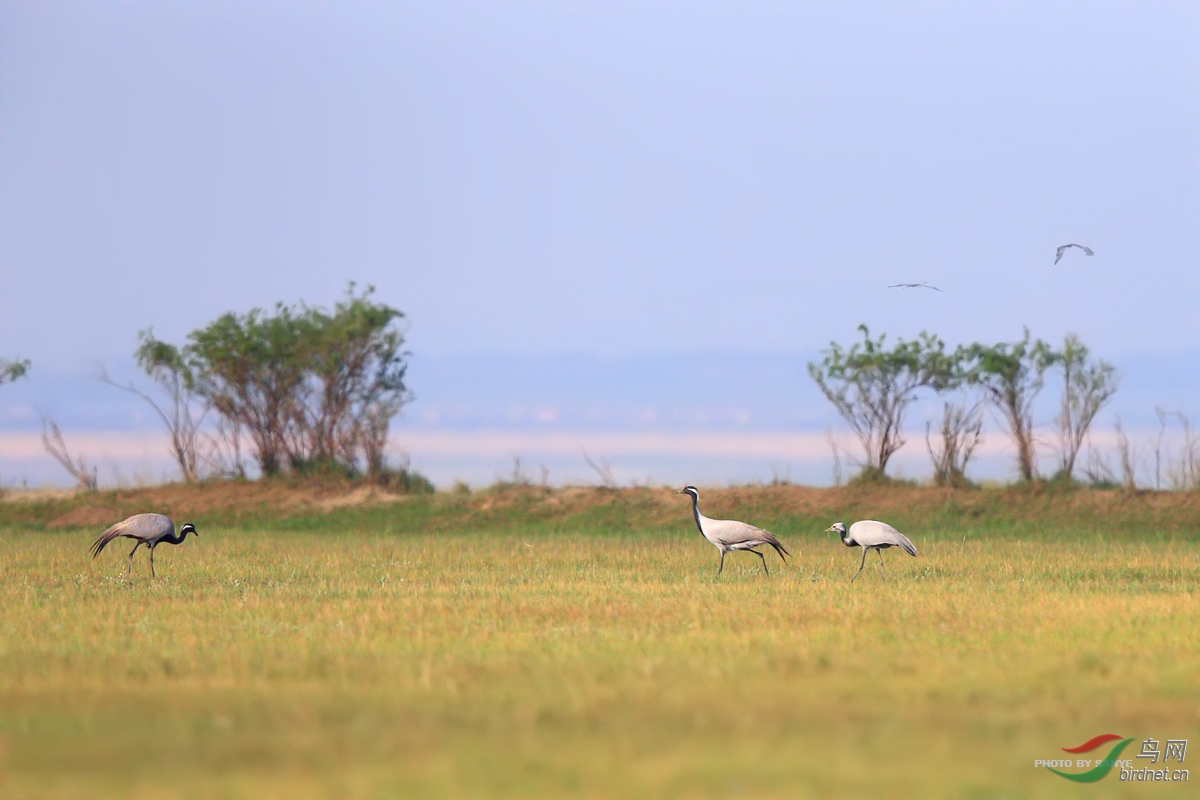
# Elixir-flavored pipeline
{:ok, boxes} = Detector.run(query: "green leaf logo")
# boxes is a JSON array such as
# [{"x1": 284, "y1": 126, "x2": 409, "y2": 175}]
[{"x1": 1049, "y1": 738, "x2": 1134, "y2": 783}]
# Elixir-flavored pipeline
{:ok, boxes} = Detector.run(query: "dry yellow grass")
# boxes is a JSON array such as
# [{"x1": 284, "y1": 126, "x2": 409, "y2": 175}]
[{"x1": 1, "y1": 513, "x2": 1197, "y2": 798}]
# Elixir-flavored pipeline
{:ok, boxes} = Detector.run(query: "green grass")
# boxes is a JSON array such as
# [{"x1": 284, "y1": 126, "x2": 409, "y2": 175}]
[{"x1": 1, "y1": 486, "x2": 1198, "y2": 798}]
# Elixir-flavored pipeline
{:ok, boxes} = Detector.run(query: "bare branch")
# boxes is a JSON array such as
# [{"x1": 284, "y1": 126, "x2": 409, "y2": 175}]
[
  {"x1": 925, "y1": 397, "x2": 984, "y2": 487},
  {"x1": 99, "y1": 364, "x2": 206, "y2": 482},
  {"x1": 204, "y1": 416, "x2": 247, "y2": 479},
  {"x1": 1157, "y1": 409, "x2": 1199, "y2": 489},
  {"x1": 1081, "y1": 435, "x2": 1117, "y2": 487},
  {"x1": 1055, "y1": 334, "x2": 1119, "y2": 479},
  {"x1": 827, "y1": 428, "x2": 843, "y2": 487},
  {"x1": 770, "y1": 463, "x2": 792, "y2": 486},
  {"x1": 582, "y1": 448, "x2": 617, "y2": 488},
  {"x1": 500, "y1": 456, "x2": 532, "y2": 487},
  {"x1": 40, "y1": 414, "x2": 97, "y2": 491},
  {"x1": 1114, "y1": 417, "x2": 1137, "y2": 490},
  {"x1": 1155, "y1": 407, "x2": 1168, "y2": 490}
]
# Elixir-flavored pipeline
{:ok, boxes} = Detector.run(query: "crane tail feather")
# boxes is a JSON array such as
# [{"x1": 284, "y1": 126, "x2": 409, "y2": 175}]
[
  {"x1": 898, "y1": 535, "x2": 917, "y2": 557},
  {"x1": 765, "y1": 533, "x2": 790, "y2": 562},
  {"x1": 89, "y1": 522, "x2": 128, "y2": 559},
  {"x1": 89, "y1": 532, "x2": 113, "y2": 559}
]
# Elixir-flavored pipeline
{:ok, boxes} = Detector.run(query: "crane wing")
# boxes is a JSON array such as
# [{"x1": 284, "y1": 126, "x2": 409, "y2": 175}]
[
  {"x1": 88, "y1": 513, "x2": 173, "y2": 558},
  {"x1": 892, "y1": 531, "x2": 917, "y2": 557},
  {"x1": 849, "y1": 520, "x2": 917, "y2": 556},
  {"x1": 89, "y1": 517, "x2": 139, "y2": 558},
  {"x1": 707, "y1": 519, "x2": 791, "y2": 559},
  {"x1": 704, "y1": 519, "x2": 758, "y2": 545}
]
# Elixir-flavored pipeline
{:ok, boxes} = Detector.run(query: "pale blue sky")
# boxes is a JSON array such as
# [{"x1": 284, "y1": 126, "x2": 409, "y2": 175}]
[{"x1": 1, "y1": 2, "x2": 1197, "y2": 486}]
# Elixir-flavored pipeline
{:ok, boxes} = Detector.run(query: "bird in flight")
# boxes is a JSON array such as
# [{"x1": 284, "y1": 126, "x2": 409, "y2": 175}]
[
  {"x1": 888, "y1": 282, "x2": 942, "y2": 292},
  {"x1": 1054, "y1": 243, "x2": 1094, "y2": 264}
]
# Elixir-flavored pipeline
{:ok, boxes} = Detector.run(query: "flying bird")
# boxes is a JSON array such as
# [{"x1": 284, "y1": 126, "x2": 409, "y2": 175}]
[
  {"x1": 889, "y1": 282, "x2": 943, "y2": 292},
  {"x1": 678, "y1": 486, "x2": 790, "y2": 575},
  {"x1": 824, "y1": 520, "x2": 916, "y2": 582},
  {"x1": 89, "y1": 513, "x2": 198, "y2": 578},
  {"x1": 1054, "y1": 243, "x2": 1094, "y2": 264}
]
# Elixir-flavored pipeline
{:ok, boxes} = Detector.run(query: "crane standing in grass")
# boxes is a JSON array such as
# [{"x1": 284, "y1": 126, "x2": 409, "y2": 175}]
[
  {"x1": 824, "y1": 521, "x2": 916, "y2": 582},
  {"x1": 89, "y1": 514, "x2": 198, "y2": 578},
  {"x1": 678, "y1": 486, "x2": 790, "y2": 575}
]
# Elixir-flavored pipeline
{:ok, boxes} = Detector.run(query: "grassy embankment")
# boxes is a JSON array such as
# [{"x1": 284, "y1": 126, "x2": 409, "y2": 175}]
[{"x1": 1, "y1": 482, "x2": 1197, "y2": 798}]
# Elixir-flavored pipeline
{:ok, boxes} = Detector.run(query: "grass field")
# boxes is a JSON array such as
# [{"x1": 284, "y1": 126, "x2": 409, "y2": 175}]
[{"x1": 1, "y1": 484, "x2": 1198, "y2": 798}]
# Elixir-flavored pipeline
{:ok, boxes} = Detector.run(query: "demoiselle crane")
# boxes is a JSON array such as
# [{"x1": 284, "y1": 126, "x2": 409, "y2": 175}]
[
  {"x1": 1054, "y1": 243, "x2": 1094, "y2": 264},
  {"x1": 824, "y1": 521, "x2": 916, "y2": 582},
  {"x1": 678, "y1": 486, "x2": 790, "y2": 575},
  {"x1": 888, "y1": 282, "x2": 943, "y2": 292},
  {"x1": 89, "y1": 514, "x2": 198, "y2": 578}
]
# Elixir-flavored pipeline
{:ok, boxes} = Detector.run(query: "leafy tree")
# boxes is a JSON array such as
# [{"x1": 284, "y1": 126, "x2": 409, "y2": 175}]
[
  {"x1": 139, "y1": 284, "x2": 412, "y2": 479},
  {"x1": 185, "y1": 303, "x2": 308, "y2": 476},
  {"x1": 1054, "y1": 334, "x2": 1118, "y2": 479},
  {"x1": 0, "y1": 353, "x2": 30, "y2": 385},
  {"x1": 964, "y1": 329, "x2": 1057, "y2": 481},
  {"x1": 1, "y1": 348, "x2": 35, "y2": 483},
  {"x1": 297, "y1": 284, "x2": 410, "y2": 476},
  {"x1": 808, "y1": 325, "x2": 957, "y2": 480}
]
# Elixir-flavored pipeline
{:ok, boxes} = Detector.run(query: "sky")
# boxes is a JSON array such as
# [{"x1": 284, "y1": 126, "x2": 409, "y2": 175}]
[{"x1": 1, "y1": 2, "x2": 1197, "y2": 487}]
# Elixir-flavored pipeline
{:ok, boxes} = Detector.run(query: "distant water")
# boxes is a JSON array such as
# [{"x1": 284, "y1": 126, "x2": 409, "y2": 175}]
[{"x1": 1, "y1": 349, "x2": 1196, "y2": 489}]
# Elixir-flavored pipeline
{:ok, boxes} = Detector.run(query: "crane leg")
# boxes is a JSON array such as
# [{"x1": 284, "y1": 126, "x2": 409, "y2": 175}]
[
  {"x1": 126, "y1": 541, "x2": 141, "y2": 576},
  {"x1": 752, "y1": 549, "x2": 769, "y2": 576},
  {"x1": 149, "y1": 545, "x2": 156, "y2": 579},
  {"x1": 717, "y1": 551, "x2": 726, "y2": 576},
  {"x1": 876, "y1": 548, "x2": 886, "y2": 581},
  {"x1": 850, "y1": 547, "x2": 867, "y2": 582}
]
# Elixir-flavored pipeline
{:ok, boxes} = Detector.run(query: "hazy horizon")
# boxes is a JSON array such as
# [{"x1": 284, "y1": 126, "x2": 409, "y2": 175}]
[
  {"x1": 2, "y1": 2, "x2": 1196, "y2": 487},
  {"x1": 3, "y1": 348, "x2": 1196, "y2": 489}
]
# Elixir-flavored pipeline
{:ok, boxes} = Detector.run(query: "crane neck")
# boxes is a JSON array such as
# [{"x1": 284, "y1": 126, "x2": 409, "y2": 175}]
[
  {"x1": 688, "y1": 494, "x2": 706, "y2": 536},
  {"x1": 168, "y1": 527, "x2": 190, "y2": 545}
]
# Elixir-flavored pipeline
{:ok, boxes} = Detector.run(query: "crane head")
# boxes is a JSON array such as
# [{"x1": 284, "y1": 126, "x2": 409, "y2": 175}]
[
  {"x1": 825, "y1": 522, "x2": 846, "y2": 535},
  {"x1": 180, "y1": 522, "x2": 199, "y2": 538},
  {"x1": 677, "y1": 486, "x2": 699, "y2": 499}
]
